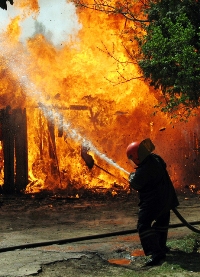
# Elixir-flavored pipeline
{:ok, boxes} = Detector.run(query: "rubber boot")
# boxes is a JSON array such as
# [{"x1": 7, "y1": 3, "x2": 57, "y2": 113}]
[{"x1": 139, "y1": 231, "x2": 166, "y2": 266}]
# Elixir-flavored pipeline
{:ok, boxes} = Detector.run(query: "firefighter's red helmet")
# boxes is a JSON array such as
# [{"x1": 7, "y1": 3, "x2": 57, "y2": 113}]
[
  {"x1": 126, "y1": 141, "x2": 140, "y2": 165},
  {"x1": 126, "y1": 138, "x2": 155, "y2": 165}
]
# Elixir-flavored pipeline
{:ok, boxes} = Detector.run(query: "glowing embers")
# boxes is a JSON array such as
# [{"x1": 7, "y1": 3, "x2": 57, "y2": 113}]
[
  {"x1": 108, "y1": 249, "x2": 145, "y2": 265},
  {"x1": 108, "y1": 258, "x2": 131, "y2": 265},
  {"x1": 131, "y1": 249, "x2": 145, "y2": 257},
  {"x1": 185, "y1": 184, "x2": 200, "y2": 194}
]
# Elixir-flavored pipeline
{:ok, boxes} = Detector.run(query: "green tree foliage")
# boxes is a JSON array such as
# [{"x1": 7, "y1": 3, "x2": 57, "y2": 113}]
[{"x1": 138, "y1": 0, "x2": 200, "y2": 117}]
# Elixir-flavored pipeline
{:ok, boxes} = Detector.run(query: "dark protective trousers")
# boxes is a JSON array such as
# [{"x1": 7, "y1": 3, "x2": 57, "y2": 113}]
[{"x1": 137, "y1": 207, "x2": 170, "y2": 256}]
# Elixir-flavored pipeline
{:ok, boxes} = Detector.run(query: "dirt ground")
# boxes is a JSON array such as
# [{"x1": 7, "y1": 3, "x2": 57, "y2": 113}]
[{"x1": 0, "y1": 190, "x2": 200, "y2": 277}]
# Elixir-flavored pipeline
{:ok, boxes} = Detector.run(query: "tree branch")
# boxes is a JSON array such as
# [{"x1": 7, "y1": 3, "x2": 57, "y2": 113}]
[{"x1": 73, "y1": 0, "x2": 149, "y2": 22}]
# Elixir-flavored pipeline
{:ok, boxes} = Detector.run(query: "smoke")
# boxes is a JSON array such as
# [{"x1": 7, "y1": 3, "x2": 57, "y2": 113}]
[{"x1": 0, "y1": 0, "x2": 82, "y2": 47}]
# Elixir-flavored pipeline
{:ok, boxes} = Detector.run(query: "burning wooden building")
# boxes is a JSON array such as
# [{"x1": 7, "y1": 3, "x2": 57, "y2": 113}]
[{"x1": 0, "y1": 1, "x2": 200, "y2": 196}]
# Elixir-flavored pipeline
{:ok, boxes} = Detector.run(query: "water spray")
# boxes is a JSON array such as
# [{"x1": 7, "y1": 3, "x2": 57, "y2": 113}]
[{"x1": 0, "y1": 36, "x2": 129, "y2": 177}]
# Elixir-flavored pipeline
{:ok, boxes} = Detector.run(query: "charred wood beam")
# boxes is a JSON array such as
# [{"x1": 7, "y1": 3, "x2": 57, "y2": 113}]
[
  {"x1": 58, "y1": 114, "x2": 63, "y2": 137},
  {"x1": 1, "y1": 107, "x2": 28, "y2": 194},
  {"x1": 2, "y1": 106, "x2": 15, "y2": 194},
  {"x1": 38, "y1": 111, "x2": 44, "y2": 159},
  {"x1": 47, "y1": 115, "x2": 61, "y2": 186},
  {"x1": 69, "y1": 105, "x2": 88, "y2": 110},
  {"x1": 0, "y1": 109, "x2": 3, "y2": 141},
  {"x1": 47, "y1": 117, "x2": 56, "y2": 161},
  {"x1": 14, "y1": 108, "x2": 28, "y2": 192},
  {"x1": 38, "y1": 102, "x2": 89, "y2": 111}
]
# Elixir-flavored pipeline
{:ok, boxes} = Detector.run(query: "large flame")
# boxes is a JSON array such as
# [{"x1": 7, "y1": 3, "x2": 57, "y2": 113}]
[{"x1": 0, "y1": 0, "x2": 200, "y2": 195}]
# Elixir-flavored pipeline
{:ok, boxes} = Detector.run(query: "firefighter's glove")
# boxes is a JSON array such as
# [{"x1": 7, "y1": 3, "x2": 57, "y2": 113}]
[{"x1": 129, "y1": 172, "x2": 135, "y2": 184}]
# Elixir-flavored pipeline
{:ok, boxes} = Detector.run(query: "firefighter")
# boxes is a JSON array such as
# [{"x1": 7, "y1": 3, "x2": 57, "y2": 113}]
[{"x1": 126, "y1": 138, "x2": 179, "y2": 266}]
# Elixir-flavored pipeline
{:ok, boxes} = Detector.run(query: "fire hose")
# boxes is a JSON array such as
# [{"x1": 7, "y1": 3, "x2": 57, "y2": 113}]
[
  {"x1": 172, "y1": 207, "x2": 200, "y2": 233},
  {"x1": 78, "y1": 149, "x2": 200, "y2": 243},
  {"x1": 0, "y1": 208, "x2": 199, "y2": 253},
  {"x1": 1, "y1": 145, "x2": 199, "y2": 253}
]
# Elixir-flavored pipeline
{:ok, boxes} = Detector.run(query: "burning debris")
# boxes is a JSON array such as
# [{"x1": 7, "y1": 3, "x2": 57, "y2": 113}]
[{"x1": 159, "y1": 127, "x2": 166, "y2": 131}]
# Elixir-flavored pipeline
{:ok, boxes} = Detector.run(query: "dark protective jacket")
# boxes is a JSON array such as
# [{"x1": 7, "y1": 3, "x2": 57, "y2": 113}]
[{"x1": 129, "y1": 153, "x2": 179, "y2": 218}]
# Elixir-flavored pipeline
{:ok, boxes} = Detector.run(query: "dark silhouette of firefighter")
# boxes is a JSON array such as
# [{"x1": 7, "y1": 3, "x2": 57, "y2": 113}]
[
  {"x1": 0, "y1": 0, "x2": 13, "y2": 10},
  {"x1": 126, "y1": 138, "x2": 179, "y2": 266}
]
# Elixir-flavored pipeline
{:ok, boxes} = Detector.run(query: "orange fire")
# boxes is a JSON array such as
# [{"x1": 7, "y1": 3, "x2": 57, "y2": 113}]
[{"x1": 0, "y1": 1, "x2": 200, "y2": 195}]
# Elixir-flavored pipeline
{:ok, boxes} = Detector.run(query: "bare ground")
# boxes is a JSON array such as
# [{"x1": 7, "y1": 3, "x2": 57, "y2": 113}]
[{"x1": 0, "y1": 190, "x2": 200, "y2": 277}]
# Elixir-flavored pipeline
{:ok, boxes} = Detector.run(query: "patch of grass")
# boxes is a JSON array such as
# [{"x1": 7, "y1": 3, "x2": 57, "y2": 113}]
[
  {"x1": 118, "y1": 234, "x2": 200, "y2": 277},
  {"x1": 167, "y1": 233, "x2": 200, "y2": 253}
]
